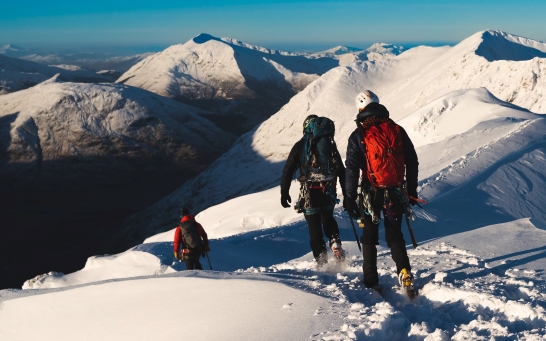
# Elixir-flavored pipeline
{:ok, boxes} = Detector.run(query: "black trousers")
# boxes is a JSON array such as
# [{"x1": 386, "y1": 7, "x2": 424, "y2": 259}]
[
  {"x1": 303, "y1": 188, "x2": 340, "y2": 262},
  {"x1": 360, "y1": 188, "x2": 411, "y2": 288},
  {"x1": 184, "y1": 257, "x2": 203, "y2": 270}
]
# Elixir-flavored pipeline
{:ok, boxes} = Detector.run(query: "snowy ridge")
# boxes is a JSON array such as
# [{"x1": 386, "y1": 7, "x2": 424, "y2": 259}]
[
  {"x1": 388, "y1": 30, "x2": 546, "y2": 114},
  {"x1": 398, "y1": 87, "x2": 538, "y2": 147},
  {"x1": 220, "y1": 36, "x2": 299, "y2": 56}
]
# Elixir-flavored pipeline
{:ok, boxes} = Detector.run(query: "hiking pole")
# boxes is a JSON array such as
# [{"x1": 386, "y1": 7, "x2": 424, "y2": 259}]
[
  {"x1": 405, "y1": 215, "x2": 418, "y2": 249},
  {"x1": 206, "y1": 252, "x2": 213, "y2": 270},
  {"x1": 348, "y1": 214, "x2": 362, "y2": 252}
]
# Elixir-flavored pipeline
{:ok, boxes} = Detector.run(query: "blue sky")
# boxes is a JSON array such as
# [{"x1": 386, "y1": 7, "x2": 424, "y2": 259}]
[{"x1": 2, "y1": 0, "x2": 545, "y2": 54}]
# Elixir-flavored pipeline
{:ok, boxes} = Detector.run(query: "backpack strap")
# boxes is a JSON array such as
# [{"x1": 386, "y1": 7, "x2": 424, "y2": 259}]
[{"x1": 355, "y1": 121, "x2": 375, "y2": 188}]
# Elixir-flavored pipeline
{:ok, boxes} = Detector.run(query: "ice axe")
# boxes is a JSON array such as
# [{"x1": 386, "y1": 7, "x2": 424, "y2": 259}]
[
  {"x1": 205, "y1": 252, "x2": 213, "y2": 270},
  {"x1": 348, "y1": 214, "x2": 362, "y2": 252},
  {"x1": 405, "y1": 215, "x2": 418, "y2": 249}
]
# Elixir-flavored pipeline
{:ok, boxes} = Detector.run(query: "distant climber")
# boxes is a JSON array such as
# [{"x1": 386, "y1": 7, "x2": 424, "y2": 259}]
[
  {"x1": 280, "y1": 115, "x2": 347, "y2": 267},
  {"x1": 174, "y1": 207, "x2": 210, "y2": 270},
  {"x1": 344, "y1": 90, "x2": 419, "y2": 297}
]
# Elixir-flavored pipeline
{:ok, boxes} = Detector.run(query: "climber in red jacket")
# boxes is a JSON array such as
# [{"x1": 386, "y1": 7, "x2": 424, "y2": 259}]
[{"x1": 173, "y1": 207, "x2": 210, "y2": 270}]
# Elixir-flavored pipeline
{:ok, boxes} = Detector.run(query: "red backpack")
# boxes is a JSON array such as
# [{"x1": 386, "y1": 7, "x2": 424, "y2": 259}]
[{"x1": 361, "y1": 119, "x2": 405, "y2": 187}]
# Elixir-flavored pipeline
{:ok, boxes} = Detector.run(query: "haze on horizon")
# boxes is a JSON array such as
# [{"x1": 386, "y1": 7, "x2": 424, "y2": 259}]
[{"x1": 2, "y1": 0, "x2": 546, "y2": 55}]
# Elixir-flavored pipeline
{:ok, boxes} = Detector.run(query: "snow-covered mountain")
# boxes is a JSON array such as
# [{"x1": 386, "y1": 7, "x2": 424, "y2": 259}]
[
  {"x1": 0, "y1": 54, "x2": 114, "y2": 94},
  {"x1": 116, "y1": 33, "x2": 340, "y2": 132},
  {"x1": 385, "y1": 30, "x2": 546, "y2": 114},
  {"x1": 3, "y1": 29, "x2": 546, "y2": 340},
  {"x1": 311, "y1": 43, "x2": 405, "y2": 64},
  {"x1": 0, "y1": 76, "x2": 235, "y2": 288}
]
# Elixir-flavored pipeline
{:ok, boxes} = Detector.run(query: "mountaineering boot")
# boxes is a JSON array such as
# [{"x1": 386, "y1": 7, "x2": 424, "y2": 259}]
[
  {"x1": 398, "y1": 268, "x2": 416, "y2": 299},
  {"x1": 329, "y1": 239, "x2": 345, "y2": 261}
]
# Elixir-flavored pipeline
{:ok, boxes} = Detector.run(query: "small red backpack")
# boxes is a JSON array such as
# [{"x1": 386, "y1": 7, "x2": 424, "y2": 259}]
[{"x1": 361, "y1": 119, "x2": 405, "y2": 187}]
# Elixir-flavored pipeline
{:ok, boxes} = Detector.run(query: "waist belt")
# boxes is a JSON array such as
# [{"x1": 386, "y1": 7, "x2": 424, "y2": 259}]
[{"x1": 307, "y1": 181, "x2": 334, "y2": 189}]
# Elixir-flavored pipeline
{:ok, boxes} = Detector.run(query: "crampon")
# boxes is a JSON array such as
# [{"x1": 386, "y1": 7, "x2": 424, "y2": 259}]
[{"x1": 398, "y1": 268, "x2": 417, "y2": 299}]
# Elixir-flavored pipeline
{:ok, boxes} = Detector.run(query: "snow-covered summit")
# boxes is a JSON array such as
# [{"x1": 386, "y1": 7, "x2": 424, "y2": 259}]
[
  {"x1": 117, "y1": 33, "x2": 340, "y2": 131},
  {"x1": 475, "y1": 30, "x2": 546, "y2": 61},
  {"x1": 117, "y1": 32, "x2": 337, "y2": 98}
]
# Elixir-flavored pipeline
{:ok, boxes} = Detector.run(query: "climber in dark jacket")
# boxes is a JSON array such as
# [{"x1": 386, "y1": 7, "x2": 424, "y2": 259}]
[
  {"x1": 344, "y1": 90, "x2": 419, "y2": 291},
  {"x1": 280, "y1": 115, "x2": 347, "y2": 267}
]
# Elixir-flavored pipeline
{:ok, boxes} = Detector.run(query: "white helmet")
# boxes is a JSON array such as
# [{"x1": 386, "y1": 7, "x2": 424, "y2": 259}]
[{"x1": 355, "y1": 90, "x2": 379, "y2": 111}]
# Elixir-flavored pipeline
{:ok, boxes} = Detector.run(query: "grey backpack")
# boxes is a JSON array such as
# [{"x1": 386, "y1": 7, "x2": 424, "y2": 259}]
[{"x1": 180, "y1": 220, "x2": 204, "y2": 249}]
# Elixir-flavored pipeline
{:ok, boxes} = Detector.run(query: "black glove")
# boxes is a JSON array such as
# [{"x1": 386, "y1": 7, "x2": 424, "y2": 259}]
[
  {"x1": 408, "y1": 187, "x2": 418, "y2": 206},
  {"x1": 281, "y1": 194, "x2": 291, "y2": 208},
  {"x1": 344, "y1": 197, "x2": 360, "y2": 219}
]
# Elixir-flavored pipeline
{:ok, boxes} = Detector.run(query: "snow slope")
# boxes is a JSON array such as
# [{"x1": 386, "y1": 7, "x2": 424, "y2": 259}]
[
  {"x1": 0, "y1": 54, "x2": 112, "y2": 94},
  {"x1": 8, "y1": 212, "x2": 546, "y2": 340}
]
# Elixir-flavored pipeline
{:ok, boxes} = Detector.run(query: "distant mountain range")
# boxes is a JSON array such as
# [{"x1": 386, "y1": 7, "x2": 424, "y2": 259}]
[
  {"x1": 0, "y1": 54, "x2": 116, "y2": 94},
  {"x1": 0, "y1": 44, "x2": 152, "y2": 73}
]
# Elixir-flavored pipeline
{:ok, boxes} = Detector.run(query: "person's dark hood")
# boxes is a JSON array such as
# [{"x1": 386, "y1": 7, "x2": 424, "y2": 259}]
[{"x1": 356, "y1": 102, "x2": 389, "y2": 122}]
